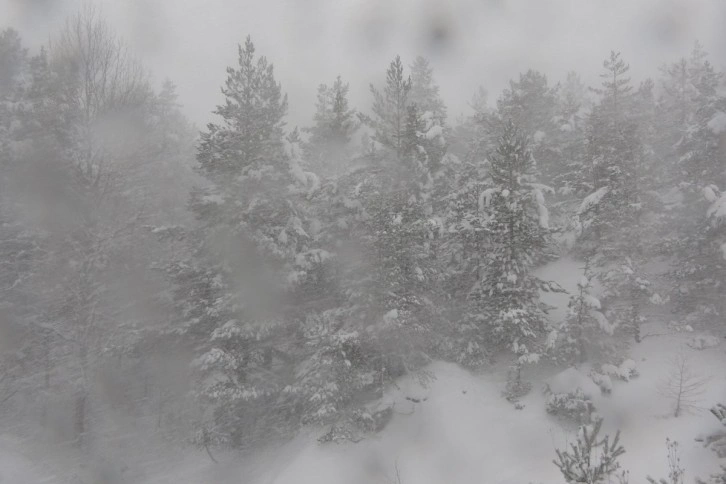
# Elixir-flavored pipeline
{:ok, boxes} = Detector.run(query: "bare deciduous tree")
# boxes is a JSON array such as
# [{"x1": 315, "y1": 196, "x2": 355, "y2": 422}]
[
  {"x1": 49, "y1": 3, "x2": 151, "y2": 189},
  {"x1": 658, "y1": 351, "x2": 710, "y2": 417}
]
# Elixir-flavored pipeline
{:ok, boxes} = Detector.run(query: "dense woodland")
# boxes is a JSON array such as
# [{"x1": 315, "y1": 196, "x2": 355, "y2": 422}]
[{"x1": 2, "y1": 7, "x2": 726, "y2": 483}]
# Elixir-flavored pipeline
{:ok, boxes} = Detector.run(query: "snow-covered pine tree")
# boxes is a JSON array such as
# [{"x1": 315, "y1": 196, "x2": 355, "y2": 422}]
[
  {"x1": 296, "y1": 56, "x2": 449, "y2": 440},
  {"x1": 553, "y1": 71, "x2": 591, "y2": 202},
  {"x1": 496, "y1": 70, "x2": 560, "y2": 185},
  {"x1": 303, "y1": 75, "x2": 358, "y2": 177},
  {"x1": 409, "y1": 56, "x2": 447, "y2": 127},
  {"x1": 438, "y1": 131, "x2": 491, "y2": 366},
  {"x1": 659, "y1": 43, "x2": 726, "y2": 321},
  {"x1": 578, "y1": 51, "x2": 655, "y2": 342},
  {"x1": 365, "y1": 55, "x2": 412, "y2": 159},
  {"x1": 473, "y1": 121, "x2": 553, "y2": 377},
  {"x1": 166, "y1": 36, "x2": 321, "y2": 448}
]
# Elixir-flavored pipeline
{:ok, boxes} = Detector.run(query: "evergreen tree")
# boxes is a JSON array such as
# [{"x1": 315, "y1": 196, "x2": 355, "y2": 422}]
[
  {"x1": 365, "y1": 55, "x2": 412, "y2": 158},
  {"x1": 576, "y1": 52, "x2": 654, "y2": 341},
  {"x1": 166, "y1": 36, "x2": 324, "y2": 447},
  {"x1": 496, "y1": 70, "x2": 560, "y2": 184},
  {"x1": 409, "y1": 56, "x2": 446, "y2": 125},
  {"x1": 474, "y1": 122, "x2": 552, "y2": 373},
  {"x1": 657, "y1": 43, "x2": 726, "y2": 321},
  {"x1": 303, "y1": 75, "x2": 358, "y2": 177},
  {"x1": 550, "y1": 260, "x2": 614, "y2": 364},
  {"x1": 554, "y1": 419, "x2": 626, "y2": 483}
]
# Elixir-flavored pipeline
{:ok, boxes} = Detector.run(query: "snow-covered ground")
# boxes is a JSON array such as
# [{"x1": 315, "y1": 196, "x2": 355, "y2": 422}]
[
  {"x1": 250, "y1": 330, "x2": 724, "y2": 484},
  {"x1": 2, "y1": 328, "x2": 723, "y2": 483}
]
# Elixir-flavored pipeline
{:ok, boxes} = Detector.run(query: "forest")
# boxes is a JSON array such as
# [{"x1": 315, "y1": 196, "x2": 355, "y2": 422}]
[{"x1": 1, "y1": 4, "x2": 726, "y2": 483}]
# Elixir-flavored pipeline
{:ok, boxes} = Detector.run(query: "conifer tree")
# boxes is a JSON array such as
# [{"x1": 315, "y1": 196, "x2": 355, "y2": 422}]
[
  {"x1": 550, "y1": 260, "x2": 613, "y2": 364},
  {"x1": 304, "y1": 75, "x2": 358, "y2": 176},
  {"x1": 473, "y1": 121, "x2": 552, "y2": 373},
  {"x1": 409, "y1": 56, "x2": 446, "y2": 125},
  {"x1": 496, "y1": 70, "x2": 559, "y2": 184},
  {"x1": 366, "y1": 55, "x2": 412, "y2": 158},
  {"x1": 639, "y1": 43, "x2": 726, "y2": 324},
  {"x1": 554, "y1": 419, "x2": 626, "y2": 483},
  {"x1": 168, "y1": 36, "x2": 320, "y2": 447}
]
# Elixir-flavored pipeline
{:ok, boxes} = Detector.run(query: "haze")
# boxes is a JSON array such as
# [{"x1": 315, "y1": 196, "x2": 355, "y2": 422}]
[{"x1": 3, "y1": 0, "x2": 724, "y2": 126}]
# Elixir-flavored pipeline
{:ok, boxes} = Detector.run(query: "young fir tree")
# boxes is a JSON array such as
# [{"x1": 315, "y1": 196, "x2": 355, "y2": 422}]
[
  {"x1": 550, "y1": 260, "x2": 613, "y2": 364},
  {"x1": 554, "y1": 419, "x2": 626, "y2": 484},
  {"x1": 473, "y1": 121, "x2": 552, "y2": 378}
]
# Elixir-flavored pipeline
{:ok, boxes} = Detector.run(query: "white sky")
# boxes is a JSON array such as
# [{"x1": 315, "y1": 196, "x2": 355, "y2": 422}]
[{"x1": 2, "y1": 0, "x2": 725, "y2": 128}]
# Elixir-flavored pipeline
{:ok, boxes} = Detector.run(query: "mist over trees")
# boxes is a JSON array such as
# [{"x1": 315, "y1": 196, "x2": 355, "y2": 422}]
[{"x1": 1, "y1": 5, "x2": 726, "y2": 482}]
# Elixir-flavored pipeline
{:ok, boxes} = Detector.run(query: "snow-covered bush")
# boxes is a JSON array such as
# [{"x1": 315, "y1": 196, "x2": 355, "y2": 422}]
[
  {"x1": 600, "y1": 359, "x2": 638, "y2": 382},
  {"x1": 687, "y1": 334, "x2": 721, "y2": 350},
  {"x1": 318, "y1": 405, "x2": 394, "y2": 444},
  {"x1": 503, "y1": 365, "x2": 532, "y2": 403},
  {"x1": 590, "y1": 371, "x2": 613, "y2": 395},
  {"x1": 545, "y1": 387, "x2": 595, "y2": 424}
]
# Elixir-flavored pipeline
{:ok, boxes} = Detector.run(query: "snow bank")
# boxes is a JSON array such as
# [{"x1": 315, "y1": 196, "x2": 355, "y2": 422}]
[
  {"x1": 260, "y1": 362, "x2": 565, "y2": 484},
  {"x1": 687, "y1": 333, "x2": 721, "y2": 350},
  {"x1": 708, "y1": 111, "x2": 726, "y2": 135},
  {"x1": 546, "y1": 367, "x2": 601, "y2": 399},
  {"x1": 250, "y1": 329, "x2": 725, "y2": 484}
]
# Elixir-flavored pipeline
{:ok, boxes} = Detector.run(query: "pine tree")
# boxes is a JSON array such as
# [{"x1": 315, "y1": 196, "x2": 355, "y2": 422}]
[
  {"x1": 661, "y1": 43, "x2": 726, "y2": 320},
  {"x1": 496, "y1": 70, "x2": 560, "y2": 184},
  {"x1": 365, "y1": 55, "x2": 412, "y2": 158},
  {"x1": 167, "y1": 36, "x2": 320, "y2": 448},
  {"x1": 551, "y1": 72, "x2": 591, "y2": 235},
  {"x1": 409, "y1": 56, "x2": 446, "y2": 126},
  {"x1": 474, "y1": 121, "x2": 552, "y2": 372},
  {"x1": 577, "y1": 52, "x2": 654, "y2": 342},
  {"x1": 303, "y1": 75, "x2": 358, "y2": 177}
]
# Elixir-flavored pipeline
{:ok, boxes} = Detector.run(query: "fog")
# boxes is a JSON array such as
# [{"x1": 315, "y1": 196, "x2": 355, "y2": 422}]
[
  {"x1": 2, "y1": 1, "x2": 726, "y2": 483},
  {"x1": 3, "y1": 0, "x2": 724, "y2": 126}
]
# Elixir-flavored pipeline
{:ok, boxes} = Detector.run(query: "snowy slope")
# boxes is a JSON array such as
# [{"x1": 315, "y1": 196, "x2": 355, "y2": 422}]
[
  {"x1": 248, "y1": 331, "x2": 724, "y2": 484},
  {"x1": 5, "y1": 333, "x2": 722, "y2": 484}
]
